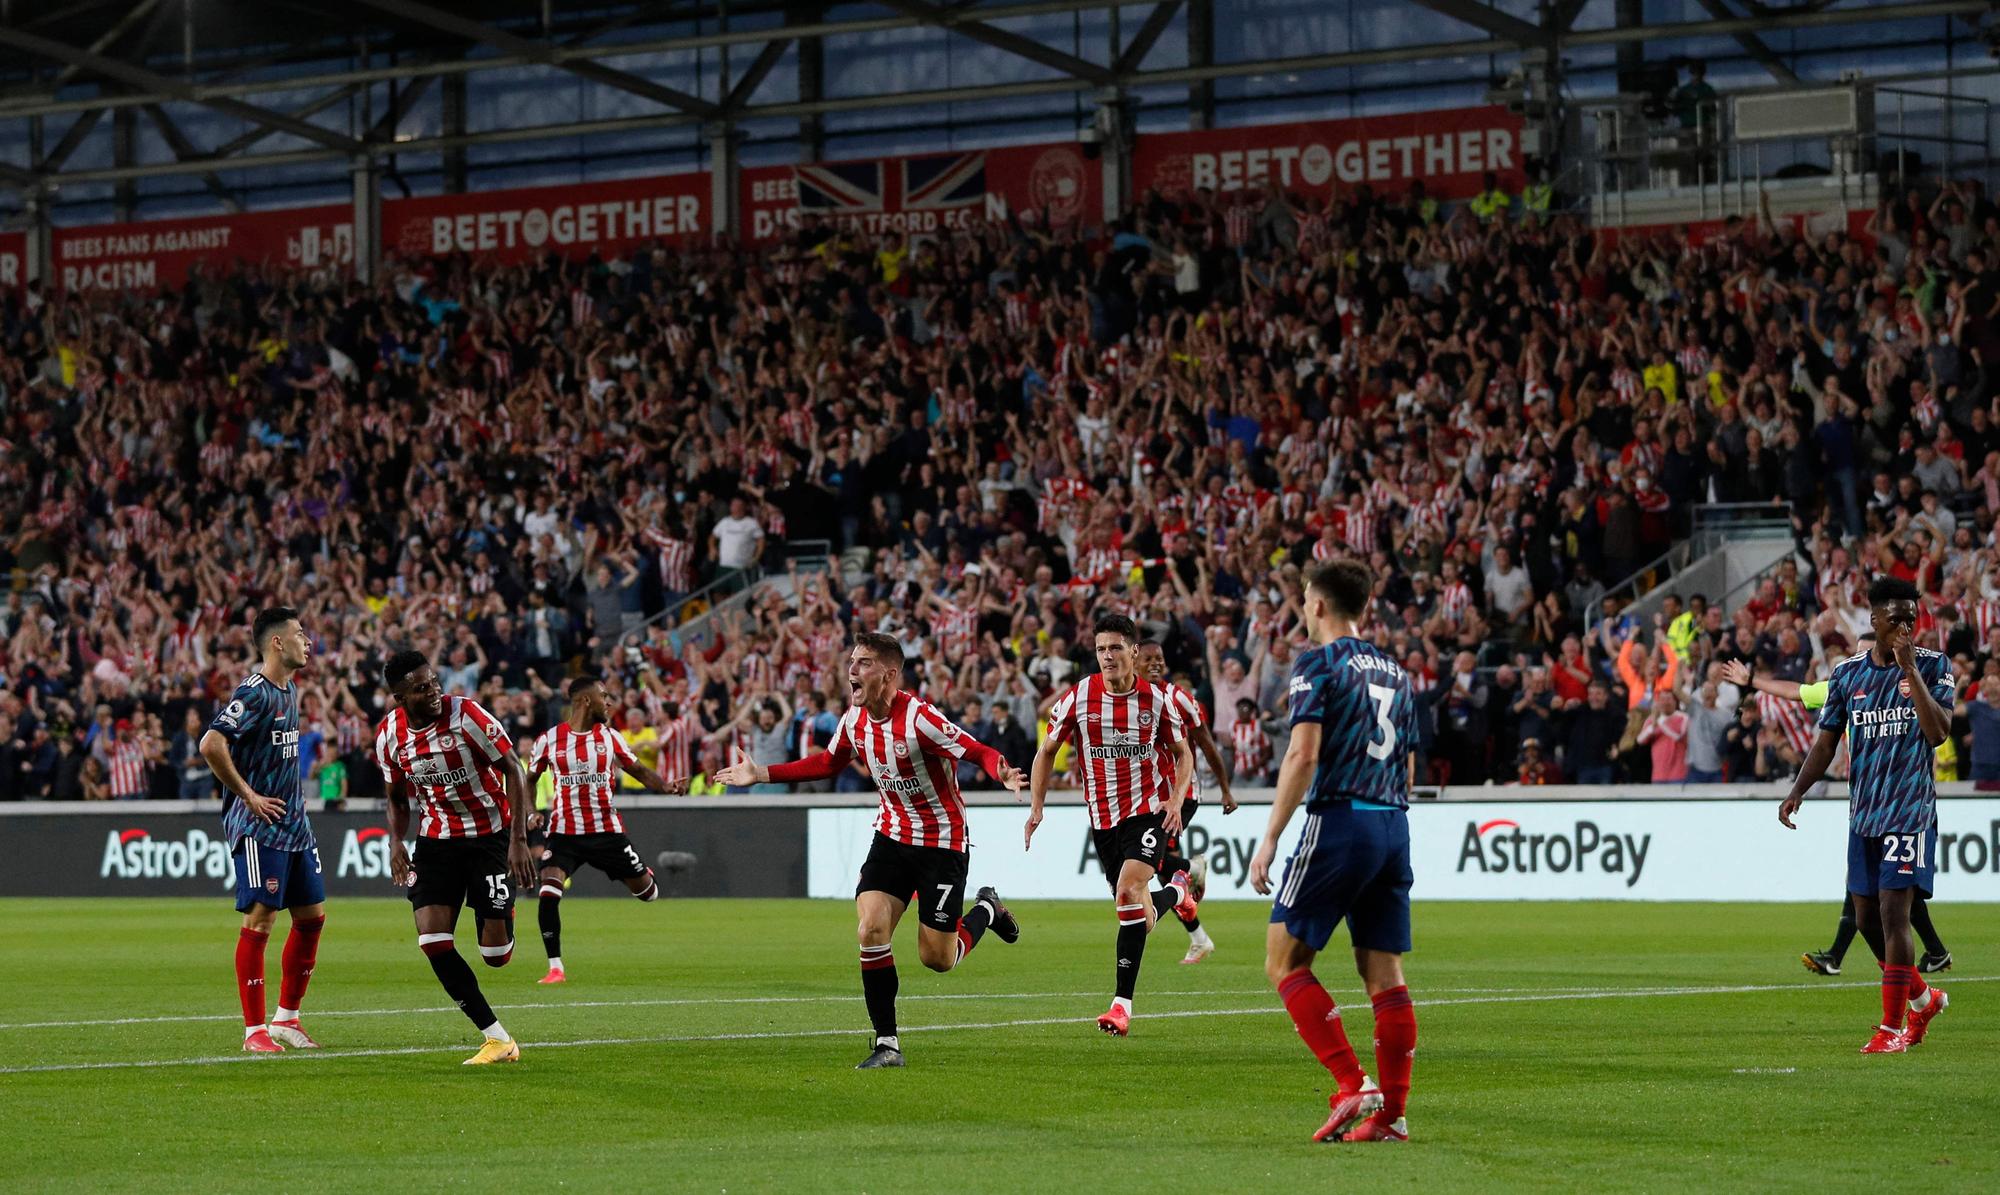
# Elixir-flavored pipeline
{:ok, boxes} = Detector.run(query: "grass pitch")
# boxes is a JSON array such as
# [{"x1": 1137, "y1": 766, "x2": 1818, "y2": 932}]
[{"x1": 0, "y1": 897, "x2": 1995, "y2": 1193}]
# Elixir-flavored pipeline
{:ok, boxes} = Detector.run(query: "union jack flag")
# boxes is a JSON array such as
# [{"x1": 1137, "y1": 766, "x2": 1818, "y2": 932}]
[{"x1": 792, "y1": 152, "x2": 986, "y2": 214}]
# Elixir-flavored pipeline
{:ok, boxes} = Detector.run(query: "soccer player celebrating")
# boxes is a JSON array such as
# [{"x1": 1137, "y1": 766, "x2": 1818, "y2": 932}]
[
  {"x1": 714, "y1": 632, "x2": 1026, "y2": 1069},
  {"x1": 1248, "y1": 561, "x2": 1420, "y2": 1144},
  {"x1": 1137, "y1": 639, "x2": 1237, "y2": 964},
  {"x1": 375, "y1": 650, "x2": 539, "y2": 1065},
  {"x1": 1027, "y1": 614, "x2": 1197, "y2": 1036},
  {"x1": 1778, "y1": 578, "x2": 1953, "y2": 1054},
  {"x1": 526, "y1": 674, "x2": 682, "y2": 984},
  {"x1": 199, "y1": 606, "x2": 326, "y2": 1054}
]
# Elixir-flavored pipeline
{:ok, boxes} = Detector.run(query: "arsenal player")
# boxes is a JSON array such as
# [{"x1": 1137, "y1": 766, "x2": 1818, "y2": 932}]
[
  {"x1": 375, "y1": 650, "x2": 539, "y2": 1066},
  {"x1": 526, "y1": 674, "x2": 683, "y2": 985},
  {"x1": 715, "y1": 632, "x2": 1026, "y2": 1070},
  {"x1": 1027, "y1": 614, "x2": 1197, "y2": 1036}
]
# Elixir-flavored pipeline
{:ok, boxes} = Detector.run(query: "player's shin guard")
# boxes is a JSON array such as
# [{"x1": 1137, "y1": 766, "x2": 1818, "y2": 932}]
[
  {"x1": 859, "y1": 944, "x2": 897, "y2": 1040},
  {"x1": 1115, "y1": 904, "x2": 1149, "y2": 1001},
  {"x1": 277, "y1": 915, "x2": 324, "y2": 1013},
  {"x1": 1276, "y1": 969, "x2": 1366, "y2": 1090},
  {"x1": 1882, "y1": 965, "x2": 1914, "y2": 1029},
  {"x1": 1911, "y1": 898, "x2": 1947, "y2": 958},
  {"x1": 956, "y1": 899, "x2": 994, "y2": 965},
  {"x1": 1370, "y1": 986, "x2": 1417, "y2": 1120},
  {"x1": 538, "y1": 885, "x2": 563, "y2": 961},
  {"x1": 235, "y1": 927, "x2": 270, "y2": 1028},
  {"x1": 420, "y1": 934, "x2": 500, "y2": 1032},
  {"x1": 633, "y1": 871, "x2": 660, "y2": 902}
]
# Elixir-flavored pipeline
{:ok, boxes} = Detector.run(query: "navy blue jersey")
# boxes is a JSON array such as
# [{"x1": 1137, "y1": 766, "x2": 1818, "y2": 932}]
[
  {"x1": 1288, "y1": 637, "x2": 1419, "y2": 810},
  {"x1": 210, "y1": 672, "x2": 313, "y2": 851},
  {"x1": 1817, "y1": 648, "x2": 1955, "y2": 836}
]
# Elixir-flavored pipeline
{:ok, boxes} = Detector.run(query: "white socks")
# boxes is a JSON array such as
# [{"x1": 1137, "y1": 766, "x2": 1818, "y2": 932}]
[
  {"x1": 1911, "y1": 989, "x2": 1934, "y2": 1012},
  {"x1": 1111, "y1": 997, "x2": 1133, "y2": 1014},
  {"x1": 481, "y1": 1020, "x2": 510, "y2": 1042},
  {"x1": 274, "y1": 1006, "x2": 299, "y2": 1023},
  {"x1": 548, "y1": 957, "x2": 564, "y2": 972},
  {"x1": 875, "y1": 1034, "x2": 900, "y2": 1052},
  {"x1": 1189, "y1": 926, "x2": 1213, "y2": 949}
]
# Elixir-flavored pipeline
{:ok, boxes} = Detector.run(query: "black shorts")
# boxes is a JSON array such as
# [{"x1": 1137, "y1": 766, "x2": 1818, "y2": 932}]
[
  {"x1": 541, "y1": 831, "x2": 648, "y2": 882},
  {"x1": 856, "y1": 832, "x2": 970, "y2": 933},
  {"x1": 1162, "y1": 796, "x2": 1200, "y2": 863},
  {"x1": 409, "y1": 833, "x2": 515, "y2": 920},
  {"x1": 1093, "y1": 811, "x2": 1169, "y2": 887}
]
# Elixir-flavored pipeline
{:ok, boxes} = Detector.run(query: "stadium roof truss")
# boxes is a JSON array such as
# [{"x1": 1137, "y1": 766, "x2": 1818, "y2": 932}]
[{"x1": 0, "y1": 0, "x2": 1988, "y2": 194}]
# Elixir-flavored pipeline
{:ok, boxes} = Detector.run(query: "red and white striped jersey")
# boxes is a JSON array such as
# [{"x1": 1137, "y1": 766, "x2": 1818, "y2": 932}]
[
  {"x1": 825, "y1": 690, "x2": 981, "y2": 851},
  {"x1": 1757, "y1": 692, "x2": 1816, "y2": 758},
  {"x1": 644, "y1": 527, "x2": 695, "y2": 593},
  {"x1": 1230, "y1": 716, "x2": 1274, "y2": 780},
  {"x1": 529, "y1": 722, "x2": 636, "y2": 835},
  {"x1": 108, "y1": 738, "x2": 149, "y2": 796},
  {"x1": 375, "y1": 696, "x2": 515, "y2": 839},
  {"x1": 1159, "y1": 682, "x2": 1208, "y2": 797},
  {"x1": 655, "y1": 712, "x2": 704, "y2": 780},
  {"x1": 1045, "y1": 674, "x2": 1186, "y2": 830}
]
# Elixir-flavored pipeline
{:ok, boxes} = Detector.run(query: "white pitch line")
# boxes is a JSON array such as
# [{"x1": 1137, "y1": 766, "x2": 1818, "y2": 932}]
[
  {"x1": 0, "y1": 983, "x2": 1638, "y2": 1032},
  {"x1": 1, "y1": 976, "x2": 1989, "y2": 1076}
]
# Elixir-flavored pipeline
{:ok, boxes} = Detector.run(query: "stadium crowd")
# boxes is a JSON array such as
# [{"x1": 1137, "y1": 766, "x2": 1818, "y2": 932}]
[{"x1": 9, "y1": 172, "x2": 2000, "y2": 802}]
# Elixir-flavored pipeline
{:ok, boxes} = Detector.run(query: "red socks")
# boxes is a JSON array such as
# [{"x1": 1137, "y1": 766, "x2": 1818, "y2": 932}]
[
  {"x1": 1882, "y1": 965, "x2": 1914, "y2": 1029},
  {"x1": 279, "y1": 916, "x2": 325, "y2": 1012},
  {"x1": 235, "y1": 927, "x2": 269, "y2": 1028},
  {"x1": 1370, "y1": 986, "x2": 1417, "y2": 1119},
  {"x1": 1907, "y1": 968, "x2": 1929, "y2": 1004},
  {"x1": 1276, "y1": 969, "x2": 1366, "y2": 1091}
]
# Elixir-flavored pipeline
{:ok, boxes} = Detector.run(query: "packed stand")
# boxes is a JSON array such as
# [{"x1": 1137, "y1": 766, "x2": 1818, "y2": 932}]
[{"x1": 7, "y1": 171, "x2": 2000, "y2": 801}]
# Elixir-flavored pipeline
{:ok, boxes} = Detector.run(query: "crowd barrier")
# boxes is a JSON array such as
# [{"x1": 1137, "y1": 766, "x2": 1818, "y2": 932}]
[{"x1": 7, "y1": 786, "x2": 1999, "y2": 901}]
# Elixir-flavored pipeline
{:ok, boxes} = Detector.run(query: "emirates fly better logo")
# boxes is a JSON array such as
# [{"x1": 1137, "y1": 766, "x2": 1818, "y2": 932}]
[{"x1": 1456, "y1": 818, "x2": 1652, "y2": 888}]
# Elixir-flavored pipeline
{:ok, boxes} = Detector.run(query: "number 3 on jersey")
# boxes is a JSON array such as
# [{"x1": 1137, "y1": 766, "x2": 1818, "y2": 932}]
[{"x1": 1365, "y1": 683, "x2": 1398, "y2": 760}]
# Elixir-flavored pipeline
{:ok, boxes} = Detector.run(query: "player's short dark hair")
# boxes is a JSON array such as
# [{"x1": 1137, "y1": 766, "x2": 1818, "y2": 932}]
[
  {"x1": 251, "y1": 606, "x2": 298, "y2": 650},
  {"x1": 568, "y1": 673, "x2": 602, "y2": 698},
  {"x1": 1136, "y1": 639, "x2": 1165, "y2": 654},
  {"x1": 1867, "y1": 576, "x2": 1921, "y2": 607},
  {"x1": 384, "y1": 649, "x2": 429, "y2": 691},
  {"x1": 853, "y1": 631, "x2": 903, "y2": 669},
  {"x1": 1093, "y1": 614, "x2": 1140, "y2": 645},
  {"x1": 1306, "y1": 559, "x2": 1373, "y2": 618}
]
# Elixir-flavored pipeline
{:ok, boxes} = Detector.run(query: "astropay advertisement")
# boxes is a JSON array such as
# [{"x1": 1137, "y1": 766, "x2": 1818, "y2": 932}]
[
  {"x1": 807, "y1": 799, "x2": 2000, "y2": 902},
  {"x1": 1132, "y1": 105, "x2": 1523, "y2": 201}
]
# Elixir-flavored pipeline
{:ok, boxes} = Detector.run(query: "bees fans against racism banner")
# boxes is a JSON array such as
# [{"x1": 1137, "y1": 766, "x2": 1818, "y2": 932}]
[
  {"x1": 741, "y1": 141, "x2": 1100, "y2": 246},
  {"x1": 47, "y1": 204, "x2": 353, "y2": 293},
  {"x1": 1131, "y1": 105, "x2": 1526, "y2": 201}
]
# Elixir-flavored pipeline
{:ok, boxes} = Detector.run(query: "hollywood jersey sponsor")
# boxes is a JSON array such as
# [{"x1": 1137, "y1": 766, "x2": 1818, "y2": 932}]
[
  {"x1": 335, "y1": 826, "x2": 419, "y2": 879},
  {"x1": 1456, "y1": 817, "x2": 1652, "y2": 888},
  {"x1": 99, "y1": 827, "x2": 234, "y2": 886}
]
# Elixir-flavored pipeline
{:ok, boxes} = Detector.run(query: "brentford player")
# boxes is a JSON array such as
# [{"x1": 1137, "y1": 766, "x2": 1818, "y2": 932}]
[
  {"x1": 716, "y1": 632, "x2": 1026, "y2": 1070},
  {"x1": 376, "y1": 650, "x2": 539, "y2": 1066},
  {"x1": 198, "y1": 606, "x2": 325, "y2": 1054},
  {"x1": 526, "y1": 674, "x2": 681, "y2": 985},
  {"x1": 1136, "y1": 640, "x2": 1238, "y2": 965},
  {"x1": 1027, "y1": 614, "x2": 1197, "y2": 1036}
]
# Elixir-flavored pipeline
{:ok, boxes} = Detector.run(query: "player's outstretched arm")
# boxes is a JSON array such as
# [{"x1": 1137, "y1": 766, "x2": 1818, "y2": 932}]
[
  {"x1": 621, "y1": 760, "x2": 680, "y2": 795},
  {"x1": 1778, "y1": 728, "x2": 1841, "y2": 828},
  {"x1": 1250, "y1": 723, "x2": 1319, "y2": 895},
  {"x1": 1189, "y1": 725, "x2": 1237, "y2": 813}
]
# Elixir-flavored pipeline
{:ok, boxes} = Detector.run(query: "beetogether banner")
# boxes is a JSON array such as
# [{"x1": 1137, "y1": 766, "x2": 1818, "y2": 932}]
[
  {"x1": 809, "y1": 799, "x2": 2000, "y2": 902},
  {"x1": 15, "y1": 104, "x2": 1540, "y2": 291}
]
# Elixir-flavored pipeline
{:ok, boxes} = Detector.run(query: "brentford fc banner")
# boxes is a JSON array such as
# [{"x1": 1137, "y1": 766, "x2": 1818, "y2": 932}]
[
  {"x1": 742, "y1": 141, "x2": 1098, "y2": 245},
  {"x1": 50, "y1": 204, "x2": 353, "y2": 293},
  {"x1": 1132, "y1": 106, "x2": 1525, "y2": 201},
  {"x1": 384, "y1": 172, "x2": 709, "y2": 263}
]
